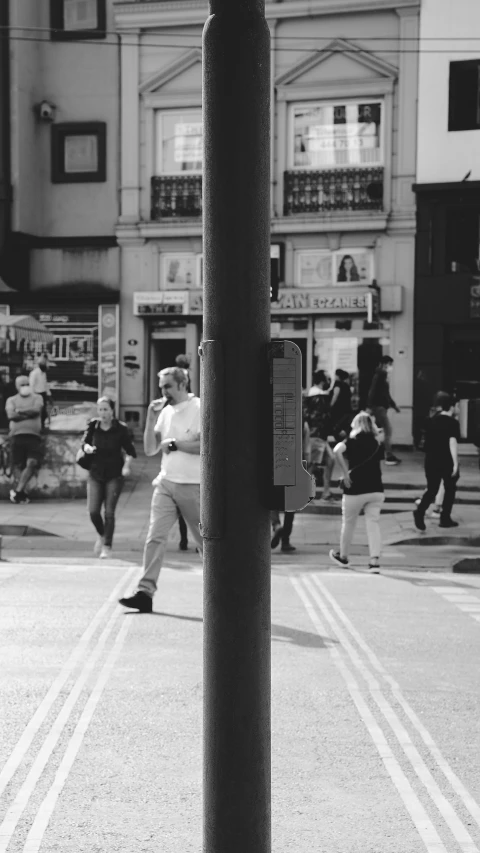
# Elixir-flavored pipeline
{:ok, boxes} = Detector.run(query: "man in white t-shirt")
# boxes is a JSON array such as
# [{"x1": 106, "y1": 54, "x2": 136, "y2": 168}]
[{"x1": 119, "y1": 366, "x2": 202, "y2": 612}]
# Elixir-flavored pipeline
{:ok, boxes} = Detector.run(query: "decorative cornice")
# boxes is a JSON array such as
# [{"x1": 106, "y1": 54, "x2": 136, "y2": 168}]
[
  {"x1": 139, "y1": 48, "x2": 202, "y2": 94},
  {"x1": 113, "y1": 0, "x2": 420, "y2": 30},
  {"x1": 276, "y1": 38, "x2": 398, "y2": 89}
]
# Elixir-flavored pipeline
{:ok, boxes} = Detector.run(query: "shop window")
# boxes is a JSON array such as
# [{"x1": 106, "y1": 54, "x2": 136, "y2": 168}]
[
  {"x1": 295, "y1": 249, "x2": 374, "y2": 288},
  {"x1": 290, "y1": 100, "x2": 383, "y2": 170},
  {"x1": 50, "y1": 0, "x2": 106, "y2": 40},
  {"x1": 448, "y1": 61, "x2": 480, "y2": 132},
  {"x1": 51, "y1": 123, "x2": 106, "y2": 183},
  {"x1": 446, "y1": 206, "x2": 480, "y2": 273},
  {"x1": 155, "y1": 111, "x2": 203, "y2": 174}
]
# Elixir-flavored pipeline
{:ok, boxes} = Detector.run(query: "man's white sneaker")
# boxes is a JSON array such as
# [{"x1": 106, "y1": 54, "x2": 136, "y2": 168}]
[
  {"x1": 94, "y1": 536, "x2": 104, "y2": 556},
  {"x1": 99, "y1": 546, "x2": 112, "y2": 559}
]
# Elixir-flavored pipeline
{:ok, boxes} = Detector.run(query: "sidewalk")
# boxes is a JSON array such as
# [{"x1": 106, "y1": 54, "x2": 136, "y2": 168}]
[{"x1": 0, "y1": 446, "x2": 478, "y2": 569}]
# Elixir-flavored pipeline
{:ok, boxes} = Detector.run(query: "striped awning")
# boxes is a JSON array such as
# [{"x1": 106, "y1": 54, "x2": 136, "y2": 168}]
[{"x1": 0, "y1": 313, "x2": 55, "y2": 344}]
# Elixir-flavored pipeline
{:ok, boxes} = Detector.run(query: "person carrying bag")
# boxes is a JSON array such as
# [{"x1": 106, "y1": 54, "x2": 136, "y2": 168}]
[{"x1": 329, "y1": 411, "x2": 385, "y2": 573}]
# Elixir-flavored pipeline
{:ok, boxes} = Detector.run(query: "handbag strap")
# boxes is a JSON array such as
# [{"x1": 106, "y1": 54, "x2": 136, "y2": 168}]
[{"x1": 348, "y1": 441, "x2": 381, "y2": 476}]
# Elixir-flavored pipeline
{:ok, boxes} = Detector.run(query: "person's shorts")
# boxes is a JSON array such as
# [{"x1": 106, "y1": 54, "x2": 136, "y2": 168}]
[
  {"x1": 310, "y1": 436, "x2": 327, "y2": 465},
  {"x1": 11, "y1": 435, "x2": 43, "y2": 468}
]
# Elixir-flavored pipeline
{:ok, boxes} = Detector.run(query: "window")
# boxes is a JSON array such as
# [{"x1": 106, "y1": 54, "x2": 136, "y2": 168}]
[
  {"x1": 291, "y1": 100, "x2": 383, "y2": 170},
  {"x1": 155, "y1": 111, "x2": 202, "y2": 174},
  {"x1": 295, "y1": 249, "x2": 374, "y2": 287},
  {"x1": 50, "y1": 0, "x2": 106, "y2": 40},
  {"x1": 449, "y1": 61, "x2": 480, "y2": 132},
  {"x1": 446, "y1": 206, "x2": 480, "y2": 273},
  {"x1": 51, "y1": 123, "x2": 106, "y2": 183}
]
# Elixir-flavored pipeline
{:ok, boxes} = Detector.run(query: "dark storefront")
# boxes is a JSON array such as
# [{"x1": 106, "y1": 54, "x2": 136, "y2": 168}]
[{"x1": 414, "y1": 182, "x2": 480, "y2": 443}]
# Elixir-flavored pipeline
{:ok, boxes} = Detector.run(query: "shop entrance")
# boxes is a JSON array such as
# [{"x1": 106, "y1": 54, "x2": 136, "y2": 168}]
[
  {"x1": 149, "y1": 332, "x2": 186, "y2": 400},
  {"x1": 445, "y1": 327, "x2": 480, "y2": 439}
]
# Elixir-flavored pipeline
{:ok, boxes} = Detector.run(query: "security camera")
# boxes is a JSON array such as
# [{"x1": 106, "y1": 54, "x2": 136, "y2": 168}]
[{"x1": 36, "y1": 101, "x2": 56, "y2": 122}]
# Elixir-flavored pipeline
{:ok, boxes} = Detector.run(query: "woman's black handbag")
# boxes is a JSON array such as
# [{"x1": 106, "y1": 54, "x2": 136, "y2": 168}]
[{"x1": 75, "y1": 447, "x2": 93, "y2": 470}]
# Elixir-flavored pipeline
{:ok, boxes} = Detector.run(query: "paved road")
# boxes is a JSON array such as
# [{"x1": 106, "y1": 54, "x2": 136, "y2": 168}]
[{"x1": 1, "y1": 552, "x2": 480, "y2": 852}]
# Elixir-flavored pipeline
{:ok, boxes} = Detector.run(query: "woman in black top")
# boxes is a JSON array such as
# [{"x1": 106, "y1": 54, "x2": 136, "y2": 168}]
[
  {"x1": 81, "y1": 397, "x2": 136, "y2": 558},
  {"x1": 329, "y1": 411, "x2": 384, "y2": 573}
]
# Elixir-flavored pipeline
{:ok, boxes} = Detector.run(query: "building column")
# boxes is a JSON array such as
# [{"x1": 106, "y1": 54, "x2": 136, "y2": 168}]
[{"x1": 119, "y1": 32, "x2": 140, "y2": 224}]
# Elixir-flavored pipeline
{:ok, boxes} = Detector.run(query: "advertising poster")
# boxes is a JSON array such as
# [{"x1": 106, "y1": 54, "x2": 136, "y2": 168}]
[{"x1": 99, "y1": 305, "x2": 119, "y2": 406}]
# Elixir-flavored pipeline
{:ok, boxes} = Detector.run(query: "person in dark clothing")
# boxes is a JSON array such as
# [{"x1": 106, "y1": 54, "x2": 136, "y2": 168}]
[
  {"x1": 367, "y1": 355, "x2": 401, "y2": 465},
  {"x1": 413, "y1": 392, "x2": 460, "y2": 531},
  {"x1": 270, "y1": 422, "x2": 311, "y2": 553},
  {"x1": 330, "y1": 368, "x2": 353, "y2": 440},
  {"x1": 303, "y1": 370, "x2": 335, "y2": 501},
  {"x1": 81, "y1": 397, "x2": 136, "y2": 558}
]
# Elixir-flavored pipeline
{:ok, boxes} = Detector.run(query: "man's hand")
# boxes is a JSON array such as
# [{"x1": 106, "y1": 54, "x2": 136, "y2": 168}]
[
  {"x1": 147, "y1": 398, "x2": 165, "y2": 415},
  {"x1": 159, "y1": 438, "x2": 173, "y2": 454},
  {"x1": 343, "y1": 473, "x2": 352, "y2": 489}
]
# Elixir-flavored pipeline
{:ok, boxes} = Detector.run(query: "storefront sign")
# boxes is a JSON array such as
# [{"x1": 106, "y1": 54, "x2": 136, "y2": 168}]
[
  {"x1": 273, "y1": 289, "x2": 368, "y2": 313},
  {"x1": 133, "y1": 291, "x2": 188, "y2": 315},
  {"x1": 99, "y1": 305, "x2": 119, "y2": 404}
]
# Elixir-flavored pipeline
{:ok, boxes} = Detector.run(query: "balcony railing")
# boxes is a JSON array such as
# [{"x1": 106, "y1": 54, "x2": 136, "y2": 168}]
[
  {"x1": 283, "y1": 167, "x2": 384, "y2": 215},
  {"x1": 151, "y1": 175, "x2": 202, "y2": 219}
]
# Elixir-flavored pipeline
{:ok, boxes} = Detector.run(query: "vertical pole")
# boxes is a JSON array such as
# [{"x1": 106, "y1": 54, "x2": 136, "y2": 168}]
[{"x1": 202, "y1": 1, "x2": 271, "y2": 852}]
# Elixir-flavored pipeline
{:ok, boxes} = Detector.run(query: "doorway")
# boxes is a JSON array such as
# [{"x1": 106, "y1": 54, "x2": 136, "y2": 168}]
[{"x1": 149, "y1": 334, "x2": 186, "y2": 400}]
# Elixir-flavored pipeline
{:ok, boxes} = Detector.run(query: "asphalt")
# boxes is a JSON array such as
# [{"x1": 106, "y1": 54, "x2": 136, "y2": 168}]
[{"x1": 0, "y1": 445, "x2": 478, "y2": 572}]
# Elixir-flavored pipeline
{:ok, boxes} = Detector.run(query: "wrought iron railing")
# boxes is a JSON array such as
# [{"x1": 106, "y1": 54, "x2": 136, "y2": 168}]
[
  {"x1": 283, "y1": 167, "x2": 384, "y2": 215},
  {"x1": 151, "y1": 175, "x2": 202, "y2": 219}
]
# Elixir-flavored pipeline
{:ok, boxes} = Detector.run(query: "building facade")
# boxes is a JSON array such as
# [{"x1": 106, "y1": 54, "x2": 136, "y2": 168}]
[
  {"x1": 114, "y1": 0, "x2": 419, "y2": 445},
  {"x1": 1, "y1": 0, "x2": 120, "y2": 431},
  {"x1": 414, "y1": 0, "x2": 480, "y2": 443}
]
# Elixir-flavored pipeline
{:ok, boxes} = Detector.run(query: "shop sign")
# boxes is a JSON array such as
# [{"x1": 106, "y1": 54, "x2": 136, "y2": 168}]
[
  {"x1": 470, "y1": 282, "x2": 480, "y2": 318},
  {"x1": 273, "y1": 289, "x2": 368, "y2": 313},
  {"x1": 99, "y1": 305, "x2": 119, "y2": 405},
  {"x1": 133, "y1": 291, "x2": 188, "y2": 315}
]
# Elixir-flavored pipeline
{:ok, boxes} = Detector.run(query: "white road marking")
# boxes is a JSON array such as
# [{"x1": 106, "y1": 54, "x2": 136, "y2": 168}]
[
  {"x1": 429, "y1": 585, "x2": 480, "y2": 625},
  {"x1": 0, "y1": 566, "x2": 136, "y2": 800},
  {"x1": 310, "y1": 575, "x2": 480, "y2": 835},
  {"x1": 23, "y1": 617, "x2": 132, "y2": 852},
  {"x1": 0, "y1": 594, "x2": 134, "y2": 850},
  {"x1": 292, "y1": 577, "x2": 449, "y2": 853},
  {"x1": 304, "y1": 576, "x2": 479, "y2": 853}
]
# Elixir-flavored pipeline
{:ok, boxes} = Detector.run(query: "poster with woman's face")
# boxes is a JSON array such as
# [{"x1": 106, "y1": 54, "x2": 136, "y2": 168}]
[{"x1": 334, "y1": 250, "x2": 373, "y2": 285}]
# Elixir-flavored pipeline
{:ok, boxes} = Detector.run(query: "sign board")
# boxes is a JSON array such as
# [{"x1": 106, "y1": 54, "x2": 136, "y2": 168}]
[
  {"x1": 99, "y1": 305, "x2": 119, "y2": 405},
  {"x1": 133, "y1": 291, "x2": 188, "y2": 316}
]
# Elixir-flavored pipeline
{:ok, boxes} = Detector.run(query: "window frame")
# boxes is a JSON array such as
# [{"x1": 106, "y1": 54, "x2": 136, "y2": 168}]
[
  {"x1": 289, "y1": 98, "x2": 384, "y2": 171},
  {"x1": 155, "y1": 109, "x2": 203, "y2": 176},
  {"x1": 51, "y1": 122, "x2": 107, "y2": 184},
  {"x1": 50, "y1": 0, "x2": 106, "y2": 41},
  {"x1": 448, "y1": 60, "x2": 480, "y2": 132}
]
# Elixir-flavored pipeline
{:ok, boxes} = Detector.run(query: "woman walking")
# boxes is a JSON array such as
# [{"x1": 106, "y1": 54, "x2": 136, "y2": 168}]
[
  {"x1": 81, "y1": 397, "x2": 136, "y2": 558},
  {"x1": 329, "y1": 411, "x2": 384, "y2": 573}
]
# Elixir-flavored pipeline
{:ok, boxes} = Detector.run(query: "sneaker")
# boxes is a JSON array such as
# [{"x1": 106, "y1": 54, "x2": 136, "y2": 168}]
[
  {"x1": 439, "y1": 519, "x2": 459, "y2": 528},
  {"x1": 99, "y1": 545, "x2": 112, "y2": 559},
  {"x1": 413, "y1": 509, "x2": 426, "y2": 532},
  {"x1": 385, "y1": 455, "x2": 402, "y2": 466},
  {"x1": 281, "y1": 543, "x2": 296, "y2": 553},
  {"x1": 118, "y1": 591, "x2": 153, "y2": 613},
  {"x1": 329, "y1": 549, "x2": 349, "y2": 568},
  {"x1": 432, "y1": 505, "x2": 442, "y2": 516},
  {"x1": 94, "y1": 535, "x2": 104, "y2": 556},
  {"x1": 16, "y1": 491, "x2": 30, "y2": 504},
  {"x1": 368, "y1": 561, "x2": 380, "y2": 574},
  {"x1": 179, "y1": 540, "x2": 188, "y2": 551},
  {"x1": 9, "y1": 489, "x2": 19, "y2": 504},
  {"x1": 271, "y1": 525, "x2": 283, "y2": 549}
]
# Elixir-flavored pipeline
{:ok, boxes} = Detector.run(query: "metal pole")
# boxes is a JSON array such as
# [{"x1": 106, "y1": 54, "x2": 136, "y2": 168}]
[{"x1": 201, "y1": 1, "x2": 271, "y2": 851}]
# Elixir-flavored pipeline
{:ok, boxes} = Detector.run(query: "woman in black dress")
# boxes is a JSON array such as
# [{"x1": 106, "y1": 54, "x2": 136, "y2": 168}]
[{"x1": 81, "y1": 397, "x2": 136, "y2": 558}]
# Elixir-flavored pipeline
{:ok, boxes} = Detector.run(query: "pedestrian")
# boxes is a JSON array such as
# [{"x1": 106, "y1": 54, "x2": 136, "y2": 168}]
[
  {"x1": 366, "y1": 355, "x2": 402, "y2": 465},
  {"x1": 5, "y1": 375, "x2": 44, "y2": 504},
  {"x1": 303, "y1": 369, "x2": 336, "y2": 502},
  {"x1": 119, "y1": 366, "x2": 203, "y2": 613},
  {"x1": 330, "y1": 368, "x2": 353, "y2": 440},
  {"x1": 29, "y1": 353, "x2": 52, "y2": 429},
  {"x1": 413, "y1": 391, "x2": 460, "y2": 531},
  {"x1": 329, "y1": 411, "x2": 385, "y2": 573},
  {"x1": 270, "y1": 421, "x2": 311, "y2": 553},
  {"x1": 175, "y1": 354, "x2": 192, "y2": 549},
  {"x1": 81, "y1": 397, "x2": 136, "y2": 558}
]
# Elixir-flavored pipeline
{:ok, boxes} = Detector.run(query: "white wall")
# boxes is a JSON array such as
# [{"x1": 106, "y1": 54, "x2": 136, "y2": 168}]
[{"x1": 417, "y1": 0, "x2": 480, "y2": 184}]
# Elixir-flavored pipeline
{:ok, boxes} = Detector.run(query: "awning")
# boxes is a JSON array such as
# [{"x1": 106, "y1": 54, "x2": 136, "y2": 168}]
[{"x1": 0, "y1": 313, "x2": 55, "y2": 344}]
